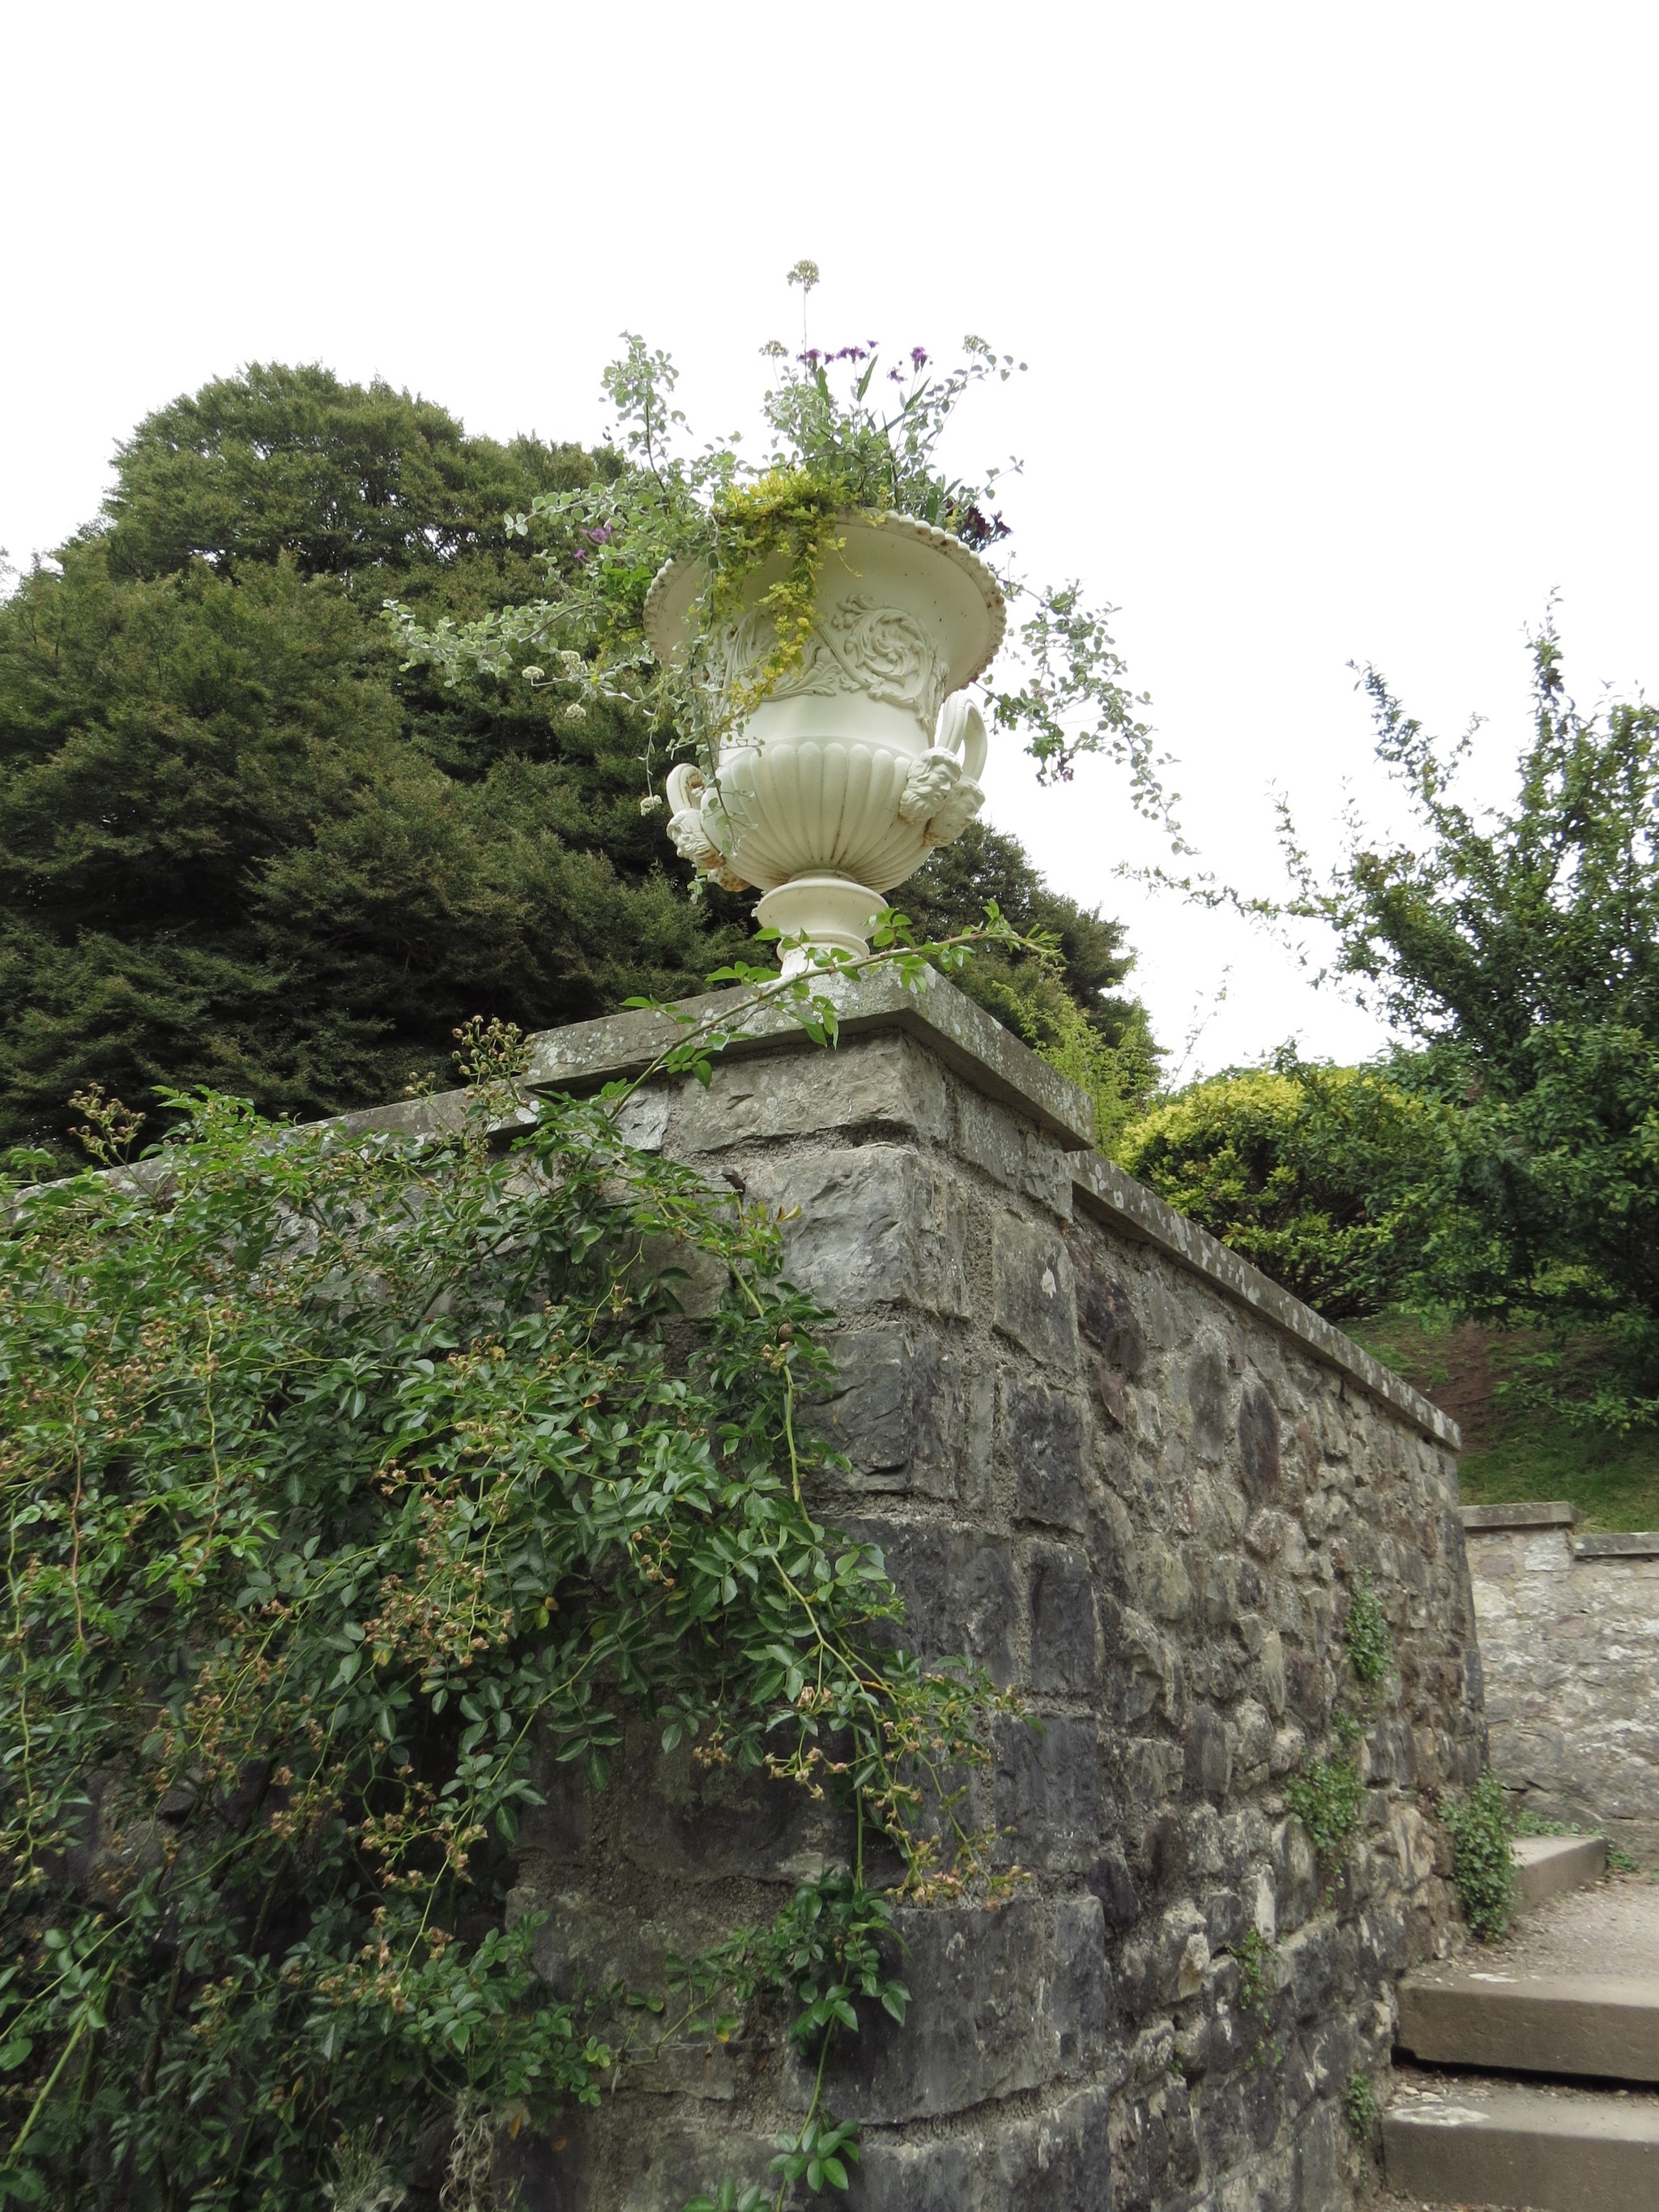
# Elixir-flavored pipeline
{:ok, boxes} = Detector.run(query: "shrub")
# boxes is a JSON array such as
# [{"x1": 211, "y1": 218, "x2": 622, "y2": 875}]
[
  {"x1": 0, "y1": 979, "x2": 1018, "y2": 2208},
  {"x1": 1115, "y1": 1057, "x2": 1450, "y2": 1320},
  {"x1": 1289, "y1": 621, "x2": 1659, "y2": 1427},
  {"x1": 1441, "y1": 1771, "x2": 1517, "y2": 1939}
]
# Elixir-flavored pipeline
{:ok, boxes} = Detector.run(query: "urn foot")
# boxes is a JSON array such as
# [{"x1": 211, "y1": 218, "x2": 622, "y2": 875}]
[{"x1": 754, "y1": 873, "x2": 885, "y2": 976}]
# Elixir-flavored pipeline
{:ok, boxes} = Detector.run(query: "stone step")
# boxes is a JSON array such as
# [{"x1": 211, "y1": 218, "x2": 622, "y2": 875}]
[
  {"x1": 1384, "y1": 2082, "x2": 1659, "y2": 2209},
  {"x1": 1398, "y1": 1971, "x2": 1659, "y2": 2081},
  {"x1": 1513, "y1": 1831, "x2": 1607, "y2": 1907}
]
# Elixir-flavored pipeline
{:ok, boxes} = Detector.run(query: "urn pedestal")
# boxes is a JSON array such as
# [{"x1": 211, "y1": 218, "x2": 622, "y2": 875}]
[{"x1": 645, "y1": 514, "x2": 1005, "y2": 971}]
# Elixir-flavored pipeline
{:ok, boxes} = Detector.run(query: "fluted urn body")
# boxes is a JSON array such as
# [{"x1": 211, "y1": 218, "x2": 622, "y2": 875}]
[{"x1": 645, "y1": 514, "x2": 1004, "y2": 968}]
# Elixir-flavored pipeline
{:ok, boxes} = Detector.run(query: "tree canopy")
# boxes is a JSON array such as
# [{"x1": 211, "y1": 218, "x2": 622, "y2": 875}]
[
  {"x1": 1295, "y1": 621, "x2": 1659, "y2": 1415},
  {"x1": 0, "y1": 363, "x2": 1155, "y2": 1153},
  {"x1": 903, "y1": 822, "x2": 1160, "y2": 1143},
  {"x1": 1116, "y1": 1055, "x2": 1450, "y2": 1320}
]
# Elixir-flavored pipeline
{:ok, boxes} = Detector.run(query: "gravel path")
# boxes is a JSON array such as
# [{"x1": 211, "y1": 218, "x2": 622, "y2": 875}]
[{"x1": 1478, "y1": 1868, "x2": 1659, "y2": 1975}]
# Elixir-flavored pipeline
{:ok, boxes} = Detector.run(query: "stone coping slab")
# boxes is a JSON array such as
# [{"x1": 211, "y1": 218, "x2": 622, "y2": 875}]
[
  {"x1": 1576, "y1": 1531, "x2": 1659, "y2": 1560},
  {"x1": 102, "y1": 970, "x2": 1456, "y2": 1454},
  {"x1": 519, "y1": 970, "x2": 1098, "y2": 1151},
  {"x1": 1459, "y1": 1501, "x2": 1577, "y2": 1531},
  {"x1": 1072, "y1": 1150, "x2": 1460, "y2": 1450},
  {"x1": 346, "y1": 972, "x2": 1458, "y2": 1452}
]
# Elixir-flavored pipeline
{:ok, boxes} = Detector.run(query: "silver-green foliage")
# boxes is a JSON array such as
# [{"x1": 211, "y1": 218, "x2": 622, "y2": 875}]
[{"x1": 390, "y1": 271, "x2": 1164, "y2": 801}]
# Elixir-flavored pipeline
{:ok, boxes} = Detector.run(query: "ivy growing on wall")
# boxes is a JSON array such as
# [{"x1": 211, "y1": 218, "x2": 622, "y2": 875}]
[
  {"x1": 0, "y1": 934, "x2": 1026, "y2": 2210},
  {"x1": 1341, "y1": 1574, "x2": 1393, "y2": 1689}
]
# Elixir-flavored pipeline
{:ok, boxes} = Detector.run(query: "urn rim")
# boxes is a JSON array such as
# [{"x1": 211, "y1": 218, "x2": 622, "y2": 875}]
[{"x1": 642, "y1": 509, "x2": 1008, "y2": 692}]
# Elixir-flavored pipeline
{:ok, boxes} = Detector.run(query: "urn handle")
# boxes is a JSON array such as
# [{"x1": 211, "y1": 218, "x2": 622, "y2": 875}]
[
  {"x1": 664, "y1": 762, "x2": 752, "y2": 891},
  {"x1": 934, "y1": 691, "x2": 988, "y2": 781}
]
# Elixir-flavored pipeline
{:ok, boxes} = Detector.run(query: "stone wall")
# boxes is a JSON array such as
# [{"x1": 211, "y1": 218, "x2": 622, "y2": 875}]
[
  {"x1": 471, "y1": 973, "x2": 1482, "y2": 2212},
  {"x1": 1462, "y1": 1501, "x2": 1659, "y2": 1855}
]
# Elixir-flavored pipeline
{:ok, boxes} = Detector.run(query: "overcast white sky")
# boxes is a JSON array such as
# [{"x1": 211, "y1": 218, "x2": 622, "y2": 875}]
[{"x1": 5, "y1": 2, "x2": 1656, "y2": 1074}]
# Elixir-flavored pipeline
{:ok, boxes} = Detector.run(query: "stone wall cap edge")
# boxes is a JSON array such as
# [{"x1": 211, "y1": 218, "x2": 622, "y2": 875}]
[
  {"x1": 518, "y1": 970, "x2": 1098, "y2": 1149},
  {"x1": 1458, "y1": 1502, "x2": 1578, "y2": 1531}
]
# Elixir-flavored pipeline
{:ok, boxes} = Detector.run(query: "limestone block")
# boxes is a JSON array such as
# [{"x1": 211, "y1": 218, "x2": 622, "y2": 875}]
[
  {"x1": 1232, "y1": 1699, "x2": 1275, "y2": 1787},
  {"x1": 1183, "y1": 1803, "x2": 1226, "y2": 1878},
  {"x1": 613, "y1": 1084, "x2": 672, "y2": 1151},
  {"x1": 992, "y1": 1208, "x2": 1080, "y2": 1368},
  {"x1": 612, "y1": 1725, "x2": 845, "y2": 1885},
  {"x1": 1121, "y1": 1736, "x2": 1186, "y2": 1823},
  {"x1": 1000, "y1": 1374, "x2": 1092, "y2": 1531},
  {"x1": 1027, "y1": 1539, "x2": 1102, "y2": 1693},
  {"x1": 1074, "y1": 1245, "x2": 1149, "y2": 1367},
  {"x1": 816, "y1": 1324, "x2": 991, "y2": 1500},
  {"x1": 1281, "y1": 1919, "x2": 1341, "y2": 2024},
  {"x1": 1258, "y1": 1627, "x2": 1286, "y2": 1717},
  {"x1": 629, "y1": 1228, "x2": 730, "y2": 1318},
  {"x1": 744, "y1": 1146, "x2": 973, "y2": 1317},
  {"x1": 953, "y1": 1083, "x2": 1076, "y2": 1219},
  {"x1": 994, "y1": 1714, "x2": 1106, "y2": 1871},
  {"x1": 1273, "y1": 1818, "x2": 1321, "y2": 1935},
  {"x1": 850, "y1": 2084, "x2": 1111, "y2": 2210},
  {"x1": 1237, "y1": 1384, "x2": 1282, "y2": 1500},
  {"x1": 1139, "y1": 1537, "x2": 1193, "y2": 1624},
  {"x1": 1522, "y1": 1528, "x2": 1576, "y2": 1574},
  {"x1": 673, "y1": 1031, "x2": 951, "y2": 1153},
  {"x1": 829, "y1": 1895, "x2": 1109, "y2": 2123},
  {"x1": 1088, "y1": 1843, "x2": 1141, "y2": 1930},
  {"x1": 852, "y1": 1517, "x2": 1020, "y2": 1686},
  {"x1": 1106, "y1": 1599, "x2": 1177, "y2": 1726},
  {"x1": 1183, "y1": 1343, "x2": 1232, "y2": 1461}
]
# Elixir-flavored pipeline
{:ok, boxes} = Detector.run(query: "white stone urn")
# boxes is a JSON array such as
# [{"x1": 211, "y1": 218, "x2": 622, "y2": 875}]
[{"x1": 644, "y1": 513, "x2": 1004, "y2": 971}]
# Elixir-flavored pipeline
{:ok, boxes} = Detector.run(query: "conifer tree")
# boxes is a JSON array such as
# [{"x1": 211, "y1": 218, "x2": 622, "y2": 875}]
[{"x1": 0, "y1": 365, "x2": 1154, "y2": 1151}]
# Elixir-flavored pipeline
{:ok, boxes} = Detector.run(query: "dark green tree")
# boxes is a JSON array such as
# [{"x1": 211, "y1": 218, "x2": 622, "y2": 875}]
[
  {"x1": 0, "y1": 370, "x2": 753, "y2": 1149},
  {"x1": 0, "y1": 365, "x2": 1155, "y2": 1154},
  {"x1": 903, "y1": 822, "x2": 1161, "y2": 1142},
  {"x1": 99, "y1": 361, "x2": 590, "y2": 583},
  {"x1": 1295, "y1": 618, "x2": 1659, "y2": 1416}
]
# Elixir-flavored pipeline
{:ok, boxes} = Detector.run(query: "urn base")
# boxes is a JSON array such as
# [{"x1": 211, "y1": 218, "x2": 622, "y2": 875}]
[{"x1": 754, "y1": 873, "x2": 885, "y2": 976}]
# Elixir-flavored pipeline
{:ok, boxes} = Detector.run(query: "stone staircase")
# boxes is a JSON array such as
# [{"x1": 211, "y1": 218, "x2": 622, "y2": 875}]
[{"x1": 1384, "y1": 1834, "x2": 1659, "y2": 2208}]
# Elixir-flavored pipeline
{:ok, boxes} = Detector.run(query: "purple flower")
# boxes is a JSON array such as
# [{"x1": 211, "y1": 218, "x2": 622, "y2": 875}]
[
  {"x1": 957, "y1": 505, "x2": 1013, "y2": 549},
  {"x1": 911, "y1": 347, "x2": 929, "y2": 370}
]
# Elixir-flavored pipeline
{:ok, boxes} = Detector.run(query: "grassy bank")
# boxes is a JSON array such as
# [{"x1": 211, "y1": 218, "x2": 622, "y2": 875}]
[{"x1": 1350, "y1": 1312, "x2": 1659, "y2": 1532}]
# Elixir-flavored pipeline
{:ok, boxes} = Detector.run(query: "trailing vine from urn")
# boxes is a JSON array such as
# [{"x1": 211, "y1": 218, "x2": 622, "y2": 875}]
[{"x1": 386, "y1": 263, "x2": 1172, "y2": 817}]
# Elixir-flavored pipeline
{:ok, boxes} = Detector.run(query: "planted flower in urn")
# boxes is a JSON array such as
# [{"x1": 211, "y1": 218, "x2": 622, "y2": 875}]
[{"x1": 392, "y1": 264, "x2": 1163, "y2": 969}]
